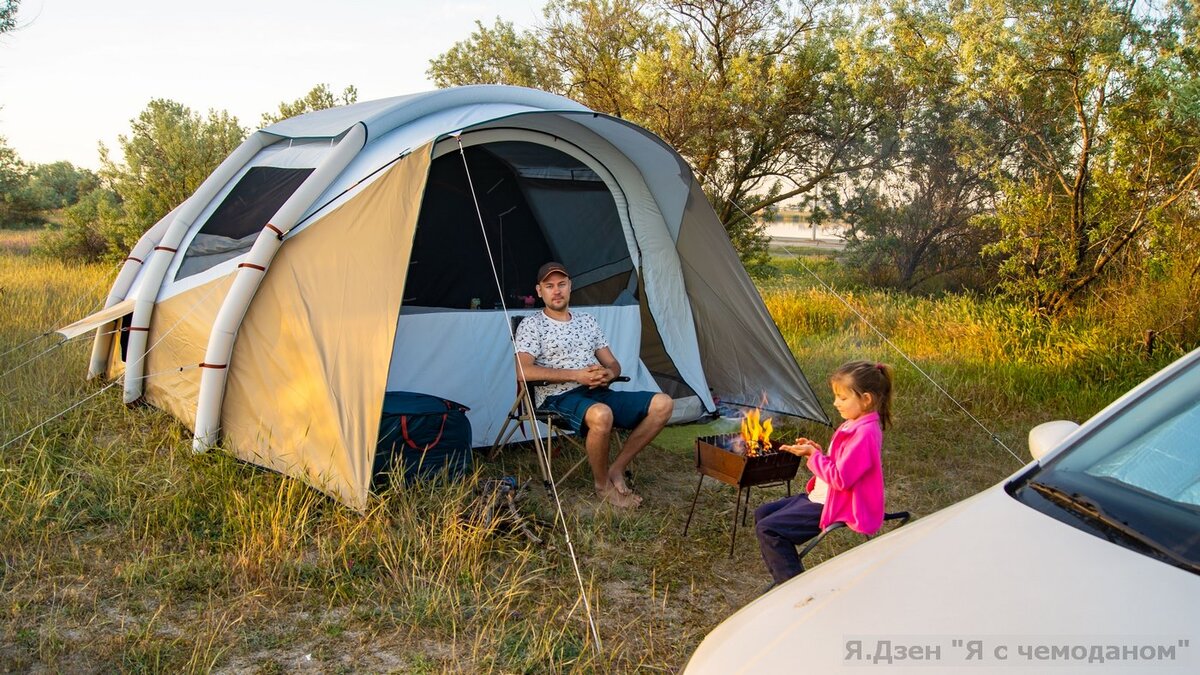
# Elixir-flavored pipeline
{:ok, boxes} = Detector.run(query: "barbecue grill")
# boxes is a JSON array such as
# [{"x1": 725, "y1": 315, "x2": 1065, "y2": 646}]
[{"x1": 682, "y1": 433, "x2": 802, "y2": 556}]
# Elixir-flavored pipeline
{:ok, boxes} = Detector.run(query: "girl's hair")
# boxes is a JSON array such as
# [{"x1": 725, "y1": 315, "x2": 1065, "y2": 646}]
[{"x1": 832, "y1": 360, "x2": 894, "y2": 429}]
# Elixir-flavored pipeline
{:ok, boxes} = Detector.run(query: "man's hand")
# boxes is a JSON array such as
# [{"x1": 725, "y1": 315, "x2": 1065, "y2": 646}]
[{"x1": 577, "y1": 364, "x2": 613, "y2": 388}]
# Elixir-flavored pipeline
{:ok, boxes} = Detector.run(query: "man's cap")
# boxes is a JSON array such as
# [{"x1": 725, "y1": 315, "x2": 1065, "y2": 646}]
[{"x1": 537, "y1": 262, "x2": 570, "y2": 283}]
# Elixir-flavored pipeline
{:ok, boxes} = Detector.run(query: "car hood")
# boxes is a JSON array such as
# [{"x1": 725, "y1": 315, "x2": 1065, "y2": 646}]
[{"x1": 686, "y1": 484, "x2": 1200, "y2": 673}]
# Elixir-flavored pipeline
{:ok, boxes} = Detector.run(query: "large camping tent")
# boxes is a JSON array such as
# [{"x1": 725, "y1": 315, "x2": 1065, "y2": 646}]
[{"x1": 62, "y1": 85, "x2": 828, "y2": 509}]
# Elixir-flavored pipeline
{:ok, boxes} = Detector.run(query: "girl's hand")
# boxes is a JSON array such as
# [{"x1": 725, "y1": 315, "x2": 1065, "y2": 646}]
[
  {"x1": 779, "y1": 443, "x2": 805, "y2": 457},
  {"x1": 781, "y1": 439, "x2": 819, "y2": 457},
  {"x1": 794, "y1": 438, "x2": 822, "y2": 456}
]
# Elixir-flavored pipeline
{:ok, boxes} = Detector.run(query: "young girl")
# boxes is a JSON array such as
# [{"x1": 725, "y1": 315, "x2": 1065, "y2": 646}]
[{"x1": 754, "y1": 360, "x2": 893, "y2": 585}]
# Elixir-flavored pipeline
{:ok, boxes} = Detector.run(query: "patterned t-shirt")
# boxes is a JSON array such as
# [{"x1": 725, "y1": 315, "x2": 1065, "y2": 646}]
[{"x1": 514, "y1": 311, "x2": 609, "y2": 407}]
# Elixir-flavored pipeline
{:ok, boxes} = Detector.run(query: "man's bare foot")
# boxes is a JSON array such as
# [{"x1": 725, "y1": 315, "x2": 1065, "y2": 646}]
[
  {"x1": 607, "y1": 471, "x2": 643, "y2": 504},
  {"x1": 596, "y1": 482, "x2": 641, "y2": 509}
]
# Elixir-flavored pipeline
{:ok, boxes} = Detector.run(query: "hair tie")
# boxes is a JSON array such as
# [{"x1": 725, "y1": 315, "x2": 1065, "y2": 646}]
[{"x1": 875, "y1": 363, "x2": 884, "y2": 371}]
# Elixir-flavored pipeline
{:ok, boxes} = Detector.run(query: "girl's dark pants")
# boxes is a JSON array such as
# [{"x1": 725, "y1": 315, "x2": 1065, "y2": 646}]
[{"x1": 755, "y1": 494, "x2": 823, "y2": 584}]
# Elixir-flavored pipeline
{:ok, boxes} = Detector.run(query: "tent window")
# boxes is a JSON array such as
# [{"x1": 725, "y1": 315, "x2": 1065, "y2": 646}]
[
  {"x1": 174, "y1": 166, "x2": 314, "y2": 280},
  {"x1": 404, "y1": 142, "x2": 634, "y2": 309}
]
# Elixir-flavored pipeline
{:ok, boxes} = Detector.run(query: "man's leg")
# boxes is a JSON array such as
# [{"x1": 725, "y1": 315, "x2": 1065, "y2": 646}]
[
  {"x1": 582, "y1": 403, "x2": 639, "y2": 508},
  {"x1": 608, "y1": 393, "x2": 672, "y2": 494}
]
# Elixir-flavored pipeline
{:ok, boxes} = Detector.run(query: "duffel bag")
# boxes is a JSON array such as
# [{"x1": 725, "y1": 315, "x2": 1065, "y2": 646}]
[{"x1": 373, "y1": 391, "x2": 473, "y2": 487}]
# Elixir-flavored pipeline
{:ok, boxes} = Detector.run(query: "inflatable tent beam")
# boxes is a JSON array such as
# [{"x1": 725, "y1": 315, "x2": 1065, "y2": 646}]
[
  {"x1": 192, "y1": 122, "x2": 368, "y2": 453},
  {"x1": 121, "y1": 131, "x2": 277, "y2": 403},
  {"x1": 87, "y1": 205, "x2": 178, "y2": 379}
]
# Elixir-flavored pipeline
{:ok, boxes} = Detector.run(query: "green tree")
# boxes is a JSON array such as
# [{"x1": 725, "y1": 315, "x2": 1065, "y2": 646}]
[
  {"x1": 25, "y1": 161, "x2": 100, "y2": 210},
  {"x1": 959, "y1": 0, "x2": 1200, "y2": 313},
  {"x1": 428, "y1": 18, "x2": 563, "y2": 90},
  {"x1": 429, "y1": 0, "x2": 899, "y2": 274},
  {"x1": 0, "y1": 136, "x2": 41, "y2": 227},
  {"x1": 260, "y1": 84, "x2": 359, "y2": 127},
  {"x1": 836, "y1": 0, "x2": 1002, "y2": 290}
]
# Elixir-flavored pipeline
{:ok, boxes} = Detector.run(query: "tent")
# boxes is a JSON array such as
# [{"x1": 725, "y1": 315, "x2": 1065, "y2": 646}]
[{"x1": 65, "y1": 85, "x2": 828, "y2": 509}]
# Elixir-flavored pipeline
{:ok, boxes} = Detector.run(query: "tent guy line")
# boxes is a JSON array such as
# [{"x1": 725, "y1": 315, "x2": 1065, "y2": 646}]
[
  {"x1": 0, "y1": 262, "x2": 121, "y2": 361},
  {"x1": 3, "y1": 277, "x2": 228, "y2": 453},
  {"x1": 455, "y1": 133, "x2": 604, "y2": 656},
  {"x1": 777, "y1": 244, "x2": 1025, "y2": 466}
]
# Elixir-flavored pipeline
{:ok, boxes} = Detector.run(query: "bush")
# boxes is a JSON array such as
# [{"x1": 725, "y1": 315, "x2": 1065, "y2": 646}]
[{"x1": 33, "y1": 189, "x2": 120, "y2": 261}]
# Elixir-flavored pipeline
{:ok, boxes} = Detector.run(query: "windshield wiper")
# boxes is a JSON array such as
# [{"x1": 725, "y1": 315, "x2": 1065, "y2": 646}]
[{"x1": 1028, "y1": 481, "x2": 1200, "y2": 575}]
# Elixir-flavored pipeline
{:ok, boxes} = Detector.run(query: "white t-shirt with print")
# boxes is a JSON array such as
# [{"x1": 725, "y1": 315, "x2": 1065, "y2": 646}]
[{"x1": 514, "y1": 311, "x2": 609, "y2": 407}]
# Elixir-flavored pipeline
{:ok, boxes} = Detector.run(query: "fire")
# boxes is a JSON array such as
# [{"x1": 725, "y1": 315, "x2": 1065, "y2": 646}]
[{"x1": 740, "y1": 408, "x2": 774, "y2": 456}]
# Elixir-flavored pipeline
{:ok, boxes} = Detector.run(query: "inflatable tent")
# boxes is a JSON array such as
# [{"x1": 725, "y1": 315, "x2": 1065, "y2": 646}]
[{"x1": 62, "y1": 85, "x2": 828, "y2": 509}]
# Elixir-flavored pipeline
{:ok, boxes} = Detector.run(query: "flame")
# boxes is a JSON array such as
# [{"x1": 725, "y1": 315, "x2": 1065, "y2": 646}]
[{"x1": 740, "y1": 408, "x2": 774, "y2": 456}]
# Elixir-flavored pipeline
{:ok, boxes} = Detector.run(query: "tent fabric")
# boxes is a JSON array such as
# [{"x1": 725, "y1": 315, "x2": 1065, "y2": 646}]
[
  {"x1": 143, "y1": 274, "x2": 237, "y2": 429},
  {"x1": 219, "y1": 145, "x2": 431, "y2": 509},
  {"x1": 676, "y1": 180, "x2": 827, "y2": 421}
]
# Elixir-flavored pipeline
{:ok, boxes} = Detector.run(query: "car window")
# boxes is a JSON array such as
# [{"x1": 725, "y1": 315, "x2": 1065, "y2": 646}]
[
  {"x1": 1052, "y1": 360, "x2": 1200, "y2": 507},
  {"x1": 1012, "y1": 357, "x2": 1200, "y2": 573}
]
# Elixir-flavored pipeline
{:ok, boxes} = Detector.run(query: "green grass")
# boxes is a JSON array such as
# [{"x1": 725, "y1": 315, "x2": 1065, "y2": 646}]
[{"x1": 0, "y1": 248, "x2": 1183, "y2": 672}]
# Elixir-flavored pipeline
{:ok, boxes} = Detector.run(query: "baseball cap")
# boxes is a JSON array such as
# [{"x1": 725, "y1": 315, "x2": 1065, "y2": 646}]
[{"x1": 537, "y1": 261, "x2": 570, "y2": 283}]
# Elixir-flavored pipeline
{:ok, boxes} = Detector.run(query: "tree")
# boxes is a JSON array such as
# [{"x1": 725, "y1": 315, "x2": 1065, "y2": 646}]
[
  {"x1": 836, "y1": 0, "x2": 1003, "y2": 290},
  {"x1": 25, "y1": 161, "x2": 100, "y2": 210},
  {"x1": 428, "y1": 18, "x2": 563, "y2": 90},
  {"x1": 959, "y1": 0, "x2": 1200, "y2": 313},
  {"x1": 260, "y1": 84, "x2": 359, "y2": 127},
  {"x1": 0, "y1": 136, "x2": 40, "y2": 227},
  {"x1": 92, "y1": 100, "x2": 246, "y2": 256},
  {"x1": 429, "y1": 0, "x2": 900, "y2": 274}
]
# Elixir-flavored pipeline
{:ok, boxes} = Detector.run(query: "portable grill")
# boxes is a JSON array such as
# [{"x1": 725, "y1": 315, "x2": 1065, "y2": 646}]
[{"x1": 682, "y1": 433, "x2": 802, "y2": 556}]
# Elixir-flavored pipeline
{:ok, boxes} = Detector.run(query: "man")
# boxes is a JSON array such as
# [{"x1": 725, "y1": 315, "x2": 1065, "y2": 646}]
[{"x1": 514, "y1": 262, "x2": 674, "y2": 508}]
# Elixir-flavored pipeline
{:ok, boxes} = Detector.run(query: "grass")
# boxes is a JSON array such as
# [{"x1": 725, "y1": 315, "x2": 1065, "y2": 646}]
[{"x1": 0, "y1": 245, "x2": 1185, "y2": 672}]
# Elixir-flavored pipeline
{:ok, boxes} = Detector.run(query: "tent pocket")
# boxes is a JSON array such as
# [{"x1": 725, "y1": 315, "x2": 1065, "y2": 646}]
[{"x1": 373, "y1": 391, "x2": 473, "y2": 487}]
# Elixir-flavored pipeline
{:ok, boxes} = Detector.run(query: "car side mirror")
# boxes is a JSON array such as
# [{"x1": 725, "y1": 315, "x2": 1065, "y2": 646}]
[{"x1": 1028, "y1": 420, "x2": 1080, "y2": 461}]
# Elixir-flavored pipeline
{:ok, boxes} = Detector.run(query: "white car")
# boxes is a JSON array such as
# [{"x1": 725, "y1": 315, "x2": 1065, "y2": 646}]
[{"x1": 686, "y1": 348, "x2": 1200, "y2": 674}]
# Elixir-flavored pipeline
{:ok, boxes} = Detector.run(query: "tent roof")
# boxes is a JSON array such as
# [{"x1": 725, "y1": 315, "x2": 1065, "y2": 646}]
[{"x1": 260, "y1": 85, "x2": 590, "y2": 143}]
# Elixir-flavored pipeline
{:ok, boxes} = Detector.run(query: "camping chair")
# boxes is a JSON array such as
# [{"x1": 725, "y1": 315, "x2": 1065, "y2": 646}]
[
  {"x1": 797, "y1": 511, "x2": 912, "y2": 566},
  {"x1": 489, "y1": 316, "x2": 633, "y2": 489},
  {"x1": 489, "y1": 374, "x2": 631, "y2": 489}
]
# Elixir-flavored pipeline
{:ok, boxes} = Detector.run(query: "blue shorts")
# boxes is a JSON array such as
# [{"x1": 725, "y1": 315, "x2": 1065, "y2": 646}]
[{"x1": 539, "y1": 386, "x2": 657, "y2": 434}]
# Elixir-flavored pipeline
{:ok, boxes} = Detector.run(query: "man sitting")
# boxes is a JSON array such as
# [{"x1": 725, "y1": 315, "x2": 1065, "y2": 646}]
[{"x1": 514, "y1": 262, "x2": 674, "y2": 508}]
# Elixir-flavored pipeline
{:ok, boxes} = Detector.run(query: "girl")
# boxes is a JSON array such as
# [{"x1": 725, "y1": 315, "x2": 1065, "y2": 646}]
[{"x1": 754, "y1": 360, "x2": 893, "y2": 585}]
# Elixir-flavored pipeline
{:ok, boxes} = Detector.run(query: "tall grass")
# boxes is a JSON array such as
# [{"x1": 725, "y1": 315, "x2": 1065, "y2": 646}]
[{"x1": 1, "y1": 248, "x2": 1179, "y2": 671}]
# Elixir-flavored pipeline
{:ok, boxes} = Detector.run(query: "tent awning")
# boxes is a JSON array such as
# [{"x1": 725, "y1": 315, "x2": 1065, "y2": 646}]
[{"x1": 56, "y1": 299, "x2": 135, "y2": 340}]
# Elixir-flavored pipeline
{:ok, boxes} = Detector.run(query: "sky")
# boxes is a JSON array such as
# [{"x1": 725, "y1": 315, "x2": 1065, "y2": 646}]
[{"x1": 0, "y1": 0, "x2": 546, "y2": 169}]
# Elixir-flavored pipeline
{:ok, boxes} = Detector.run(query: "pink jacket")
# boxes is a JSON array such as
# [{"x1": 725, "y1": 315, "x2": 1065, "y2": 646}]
[{"x1": 805, "y1": 411, "x2": 885, "y2": 534}]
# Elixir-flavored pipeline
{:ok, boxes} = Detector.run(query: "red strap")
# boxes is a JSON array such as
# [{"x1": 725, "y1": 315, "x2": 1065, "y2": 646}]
[
  {"x1": 237, "y1": 263, "x2": 266, "y2": 271},
  {"x1": 154, "y1": 246, "x2": 177, "y2": 253},
  {"x1": 401, "y1": 413, "x2": 448, "y2": 451}
]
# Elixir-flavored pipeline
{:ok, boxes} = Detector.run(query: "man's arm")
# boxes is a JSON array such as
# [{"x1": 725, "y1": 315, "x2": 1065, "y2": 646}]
[
  {"x1": 515, "y1": 351, "x2": 608, "y2": 387},
  {"x1": 594, "y1": 346, "x2": 621, "y2": 385}
]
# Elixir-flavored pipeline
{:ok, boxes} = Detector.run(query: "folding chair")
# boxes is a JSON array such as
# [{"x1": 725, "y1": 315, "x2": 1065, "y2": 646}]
[
  {"x1": 489, "y1": 375, "x2": 630, "y2": 489},
  {"x1": 797, "y1": 511, "x2": 912, "y2": 566}
]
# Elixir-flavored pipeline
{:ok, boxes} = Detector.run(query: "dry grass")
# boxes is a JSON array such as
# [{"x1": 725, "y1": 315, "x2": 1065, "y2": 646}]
[{"x1": 0, "y1": 247, "x2": 1178, "y2": 672}]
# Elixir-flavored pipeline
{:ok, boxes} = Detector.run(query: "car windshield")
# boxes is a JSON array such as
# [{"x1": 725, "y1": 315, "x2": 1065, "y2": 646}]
[{"x1": 1012, "y1": 356, "x2": 1200, "y2": 573}]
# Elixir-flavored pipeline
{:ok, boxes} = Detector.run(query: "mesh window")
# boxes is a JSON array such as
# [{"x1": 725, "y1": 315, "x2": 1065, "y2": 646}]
[{"x1": 175, "y1": 166, "x2": 314, "y2": 280}]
